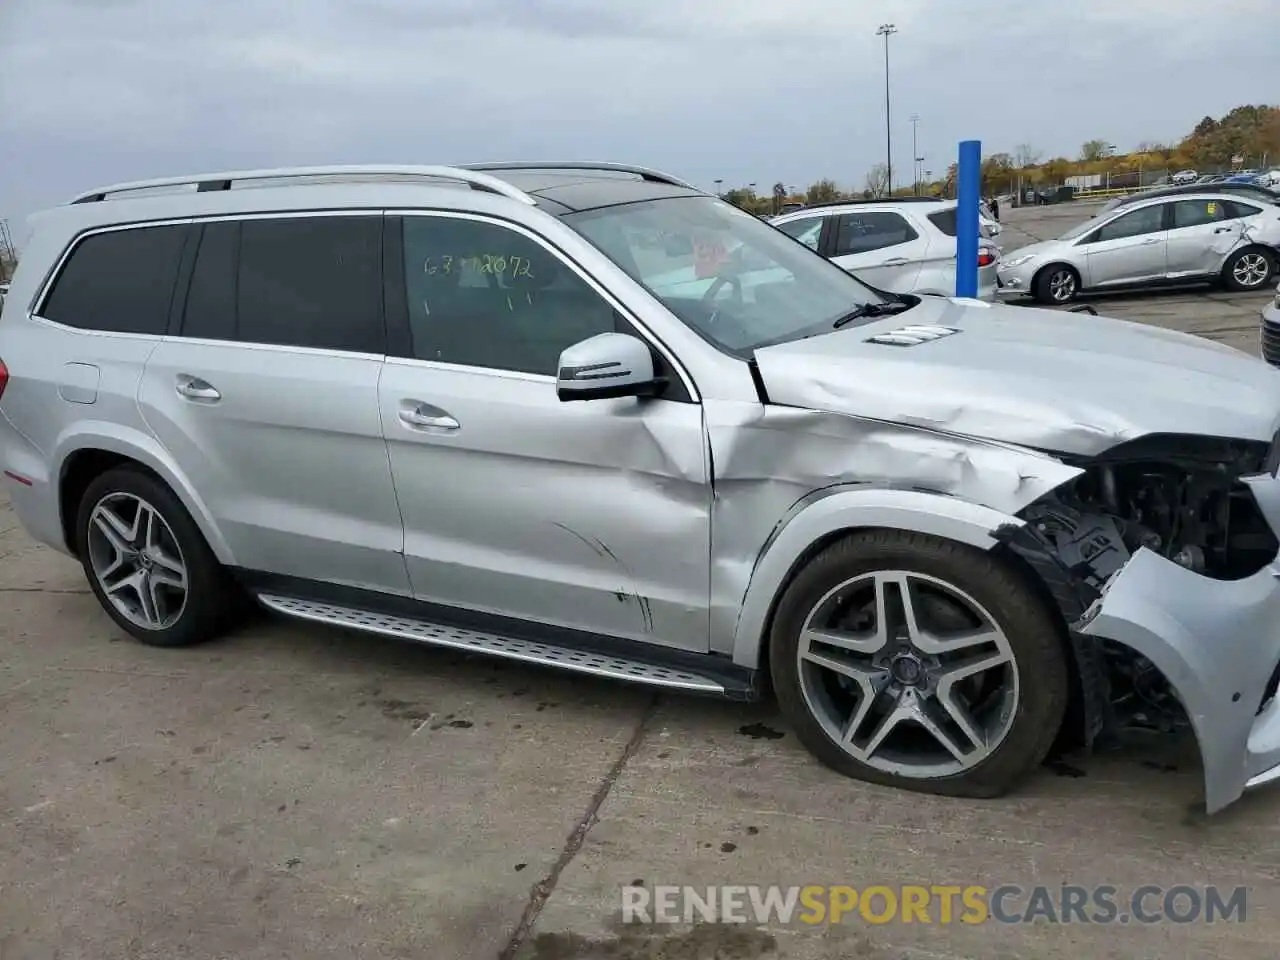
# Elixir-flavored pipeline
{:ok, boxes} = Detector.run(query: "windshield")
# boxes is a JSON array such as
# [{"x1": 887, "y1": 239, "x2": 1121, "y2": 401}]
[
  {"x1": 564, "y1": 196, "x2": 888, "y2": 355},
  {"x1": 1058, "y1": 217, "x2": 1097, "y2": 240}
]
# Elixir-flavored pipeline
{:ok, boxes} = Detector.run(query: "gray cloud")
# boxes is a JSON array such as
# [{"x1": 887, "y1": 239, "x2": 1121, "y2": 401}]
[{"x1": 0, "y1": 0, "x2": 1275, "y2": 237}]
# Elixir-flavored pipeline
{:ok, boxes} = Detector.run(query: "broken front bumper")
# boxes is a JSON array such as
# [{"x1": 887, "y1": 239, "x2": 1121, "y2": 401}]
[{"x1": 1080, "y1": 471, "x2": 1280, "y2": 813}]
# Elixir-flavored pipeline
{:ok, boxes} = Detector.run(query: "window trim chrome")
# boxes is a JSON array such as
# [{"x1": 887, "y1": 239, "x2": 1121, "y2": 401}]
[{"x1": 387, "y1": 208, "x2": 701, "y2": 402}]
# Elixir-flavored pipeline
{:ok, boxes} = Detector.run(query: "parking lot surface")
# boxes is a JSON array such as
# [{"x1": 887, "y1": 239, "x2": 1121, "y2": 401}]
[{"x1": 1, "y1": 201, "x2": 1277, "y2": 959}]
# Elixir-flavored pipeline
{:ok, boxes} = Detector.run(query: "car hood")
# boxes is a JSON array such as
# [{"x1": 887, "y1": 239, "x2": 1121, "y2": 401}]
[
  {"x1": 752, "y1": 297, "x2": 1280, "y2": 456},
  {"x1": 1001, "y1": 239, "x2": 1068, "y2": 262}
]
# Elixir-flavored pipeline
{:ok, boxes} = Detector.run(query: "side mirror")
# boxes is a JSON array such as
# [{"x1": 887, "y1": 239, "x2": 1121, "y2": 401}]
[{"x1": 556, "y1": 332, "x2": 666, "y2": 402}]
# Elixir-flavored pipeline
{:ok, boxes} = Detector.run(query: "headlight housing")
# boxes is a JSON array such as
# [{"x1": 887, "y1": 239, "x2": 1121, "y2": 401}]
[{"x1": 1002, "y1": 255, "x2": 1035, "y2": 269}]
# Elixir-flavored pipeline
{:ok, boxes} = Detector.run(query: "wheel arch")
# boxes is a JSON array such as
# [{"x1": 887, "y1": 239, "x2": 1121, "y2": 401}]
[
  {"x1": 1221, "y1": 243, "x2": 1276, "y2": 280},
  {"x1": 1031, "y1": 261, "x2": 1082, "y2": 298},
  {"x1": 729, "y1": 487, "x2": 1026, "y2": 671},
  {"x1": 54, "y1": 426, "x2": 234, "y2": 564}
]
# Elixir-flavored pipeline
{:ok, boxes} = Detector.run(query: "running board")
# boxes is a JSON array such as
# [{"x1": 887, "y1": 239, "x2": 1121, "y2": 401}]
[{"x1": 256, "y1": 593, "x2": 733, "y2": 695}]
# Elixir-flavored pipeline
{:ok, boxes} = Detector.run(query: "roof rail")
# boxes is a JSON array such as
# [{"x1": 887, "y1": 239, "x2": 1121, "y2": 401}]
[
  {"x1": 460, "y1": 161, "x2": 701, "y2": 192},
  {"x1": 67, "y1": 165, "x2": 539, "y2": 206}
]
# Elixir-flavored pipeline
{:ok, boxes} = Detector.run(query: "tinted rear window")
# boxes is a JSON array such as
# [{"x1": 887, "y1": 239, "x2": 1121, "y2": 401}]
[
  {"x1": 41, "y1": 224, "x2": 188, "y2": 334},
  {"x1": 926, "y1": 208, "x2": 957, "y2": 236},
  {"x1": 178, "y1": 215, "x2": 384, "y2": 353}
]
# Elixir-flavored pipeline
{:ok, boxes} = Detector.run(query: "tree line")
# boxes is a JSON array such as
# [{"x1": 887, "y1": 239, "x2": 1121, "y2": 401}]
[{"x1": 721, "y1": 104, "x2": 1280, "y2": 215}]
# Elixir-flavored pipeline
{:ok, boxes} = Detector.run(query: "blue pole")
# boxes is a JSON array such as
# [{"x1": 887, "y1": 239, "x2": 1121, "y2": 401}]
[{"x1": 955, "y1": 139, "x2": 981, "y2": 298}]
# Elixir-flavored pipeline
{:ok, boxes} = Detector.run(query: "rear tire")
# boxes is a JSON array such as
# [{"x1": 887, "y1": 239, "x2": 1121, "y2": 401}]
[
  {"x1": 768, "y1": 530, "x2": 1069, "y2": 800},
  {"x1": 1222, "y1": 247, "x2": 1275, "y2": 292},
  {"x1": 76, "y1": 466, "x2": 239, "y2": 647},
  {"x1": 1033, "y1": 265, "x2": 1080, "y2": 305}
]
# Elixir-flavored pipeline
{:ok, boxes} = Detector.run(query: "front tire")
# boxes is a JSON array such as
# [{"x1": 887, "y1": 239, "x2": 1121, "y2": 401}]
[
  {"x1": 76, "y1": 466, "x2": 238, "y2": 647},
  {"x1": 1033, "y1": 265, "x2": 1080, "y2": 305},
  {"x1": 1222, "y1": 247, "x2": 1275, "y2": 292},
  {"x1": 768, "y1": 530, "x2": 1069, "y2": 800}
]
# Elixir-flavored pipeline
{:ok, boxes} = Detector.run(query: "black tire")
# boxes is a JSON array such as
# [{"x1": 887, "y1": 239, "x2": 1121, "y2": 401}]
[
  {"x1": 768, "y1": 529, "x2": 1070, "y2": 800},
  {"x1": 75, "y1": 466, "x2": 239, "y2": 647},
  {"x1": 1221, "y1": 247, "x2": 1275, "y2": 292},
  {"x1": 1032, "y1": 264, "x2": 1080, "y2": 305}
]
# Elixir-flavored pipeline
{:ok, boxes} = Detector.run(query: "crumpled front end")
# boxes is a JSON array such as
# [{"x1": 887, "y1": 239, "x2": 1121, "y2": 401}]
[
  {"x1": 1078, "y1": 542, "x2": 1280, "y2": 813},
  {"x1": 1001, "y1": 433, "x2": 1280, "y2": 813}
]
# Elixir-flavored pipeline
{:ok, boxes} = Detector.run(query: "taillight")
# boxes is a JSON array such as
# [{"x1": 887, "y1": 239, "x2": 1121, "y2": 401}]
[
  {"x1": 977, "y1": 248, "x2": 996, "y2": 267},
  {"x1": 0, "y1": 359, "x2": 8, "y2": 401}
]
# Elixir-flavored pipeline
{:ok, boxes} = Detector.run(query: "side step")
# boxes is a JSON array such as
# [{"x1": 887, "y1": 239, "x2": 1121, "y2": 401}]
[{"x1": 257, "y1": 593, "x2": 735, "y2": 695}]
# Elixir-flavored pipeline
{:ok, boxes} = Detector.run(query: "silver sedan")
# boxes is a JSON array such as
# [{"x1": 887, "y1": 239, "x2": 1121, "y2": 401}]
[{"x1": 997, "y1": 192, "x2": 1280, "y2": 304}]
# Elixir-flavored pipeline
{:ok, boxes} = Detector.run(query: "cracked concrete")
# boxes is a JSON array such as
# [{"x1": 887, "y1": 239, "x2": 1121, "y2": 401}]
[{"x1": 2, "y1": 202, "x2": 1278, "y2": 959}]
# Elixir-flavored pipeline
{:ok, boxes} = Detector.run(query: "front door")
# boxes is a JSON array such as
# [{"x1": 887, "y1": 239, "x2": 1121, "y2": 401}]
[
  {"x1": 138, "y1": 214, "x2": 411, "y2": 595},
  {"x1": 828, "y1": 211, "x2": 927, "y2": 292},
  {"x1": 1082, "y1": 203, "x2": 1169, "y2": 287},
  {"x1": 379, "y1": 212, "x2": 712, "y2": 652}
]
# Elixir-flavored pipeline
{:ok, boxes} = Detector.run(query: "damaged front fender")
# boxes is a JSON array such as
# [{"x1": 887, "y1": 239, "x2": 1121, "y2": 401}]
[
  {"x1": 1080, "y1": 547, "x2": 1280, "y2": 813},
  {"x1": 707, "y1": 400, "x2": 1083, "y2": 664}
]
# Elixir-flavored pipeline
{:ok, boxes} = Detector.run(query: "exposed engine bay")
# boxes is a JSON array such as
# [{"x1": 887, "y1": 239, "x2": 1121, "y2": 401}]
[{"x1": 998, "y1": 435, "x2": 1279, "y2": 741}]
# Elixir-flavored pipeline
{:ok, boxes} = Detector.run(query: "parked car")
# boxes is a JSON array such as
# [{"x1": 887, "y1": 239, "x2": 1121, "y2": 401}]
[
  {"x1": 1171, "y1": 169, "x2": 1199, "y2": 184},
  {"x1": 1263, "y1": 282, "x2": 1280, "y2": 366},
  {"x1": 998, "y1": 191, "x2": 1280, "y2": 303},
  {"x1": 771, "y1": 199, "x2": 1000, "y2": 298},
  {"x1": 7, "y1": 162, "x2": 1280, "y2": 816},
  {"x1": 1093, "y1": 181, "x2": 1280, "y2": 218}
]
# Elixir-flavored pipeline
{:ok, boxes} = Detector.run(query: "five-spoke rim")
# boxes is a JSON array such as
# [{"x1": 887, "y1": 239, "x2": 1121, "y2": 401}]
[
  {"x1": 796, "y1": 571, "x2": 1019, "y2": 779},
  {"x1": 86, "y1": 493, "x2": 188, "y2": 631},
  {"x1": 1048, "y1": 270, "x2": 1076, "y2": 301},
  {"x1": 1233, "y1": 252, "x2": 1270, "y2": 287}
]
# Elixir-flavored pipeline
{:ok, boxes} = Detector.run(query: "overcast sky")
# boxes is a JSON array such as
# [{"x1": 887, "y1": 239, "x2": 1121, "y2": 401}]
[{"x1": 1, "y1": 0, "x2": 1275, "y2": 237}]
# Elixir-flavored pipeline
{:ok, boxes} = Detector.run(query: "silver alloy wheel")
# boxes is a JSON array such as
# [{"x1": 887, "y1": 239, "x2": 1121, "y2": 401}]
[
  {"x1": 1233, "y1": 252, "x2": 1271, "y2": 288},
  {"x1": 86, "y1": 492, "x2": 188, "y2": 631},
  {"x1": 796, "y1": 571, "x2": 1019, "y2": 779},
  {"x1": 1048, "y1": 269, "x2": 1076, "y2": 302}
]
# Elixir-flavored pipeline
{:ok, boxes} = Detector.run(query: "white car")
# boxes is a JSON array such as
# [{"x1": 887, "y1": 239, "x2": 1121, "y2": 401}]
[
  {"x1": 771, "y1": 199, "x2": 1000, "y2": 299},
  {"x1": 1172, "y1": 169, "x2": 1199, "y2": 184}
]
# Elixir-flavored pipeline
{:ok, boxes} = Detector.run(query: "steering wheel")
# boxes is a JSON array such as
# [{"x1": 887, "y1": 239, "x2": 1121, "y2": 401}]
[{"x1": 701, "y1": 274, "x2": 744, "y2": 306}]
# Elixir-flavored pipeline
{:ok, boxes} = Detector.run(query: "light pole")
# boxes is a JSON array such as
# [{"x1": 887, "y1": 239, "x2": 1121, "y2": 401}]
[
  {"x1": 910, "y1": 113, "x2": 920, "y2": 194},
  {"x1": 876, "y1": 23, "x2": 897, "y2": 195}
]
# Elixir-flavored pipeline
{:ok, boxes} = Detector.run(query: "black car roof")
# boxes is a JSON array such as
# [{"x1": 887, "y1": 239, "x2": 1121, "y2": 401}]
[
  {"x1": 1116, "y1": 182, "x2": 1280, "y2": 206},
  {"x1": 483, "y1": 170, "x2": 702, "y2": 214}
]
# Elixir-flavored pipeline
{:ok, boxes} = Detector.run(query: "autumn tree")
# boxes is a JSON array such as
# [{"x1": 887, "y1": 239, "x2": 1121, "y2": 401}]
[
  {"x1": 806, "y1": 179, "x2": 842, "y2": 204},
  {"x1": 1079, "y1": 140, "x2": 1111, "y2": 161},
  {"x1": 864, "y1": 164, "x2": 889, "y2": 197},
  {"x1": 1014, "y1": 143, "x2": 1041, "y2": 168}
]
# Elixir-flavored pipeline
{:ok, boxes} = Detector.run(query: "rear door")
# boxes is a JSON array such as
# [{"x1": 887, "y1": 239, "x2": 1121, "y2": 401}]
[
  {"x1": 138, "y1": 213, "x2": 411, "y2": 595},
  {"x1": 1081, "y1": 203, "x2": 1169, "y2": 287},
  {"x1": 828, "y1": 211, "x2": 926, "y2": 292},
  {"x1": 1165, "y1": 198, "x2": 1235, "y2": 277}
]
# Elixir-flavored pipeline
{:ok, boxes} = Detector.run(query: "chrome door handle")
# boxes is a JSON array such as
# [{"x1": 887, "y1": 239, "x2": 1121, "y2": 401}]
[
  {"x1": 879, "y1": 257, "x2": 910, "y2": 265},
  {"x1": 1139, "y1": 238, "x2": 1161, "y2": 245},
  {"x1": 175, "y1": 374, "x2": 220, "y2": 402},
  {"x1": 398, "y1": 402, "x2": 459, "y2": 432}
]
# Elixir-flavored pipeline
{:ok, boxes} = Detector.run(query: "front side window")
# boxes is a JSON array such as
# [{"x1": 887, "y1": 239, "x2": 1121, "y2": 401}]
[
  {"x1": 42, "y1": 224, "x2": 187, "y2": 334},
  {"x1": 566, "y1": 196, "x2": 887, "y2": 356},
  {"x1": 179, "y1": 215, "x2": 383, "y2": 353},
  {"x1": 833, "y1": 212, "x2": 918, "y2": 256},
  {"x1": 1094, "y1": 204, "x2": 1166, "y2": 242},
  {"x1": 775, "y1": 216, "x2": 823, "y2": 250},
  {"x1": 401, "y1": 215, "x2": 621, "y2": 376}
]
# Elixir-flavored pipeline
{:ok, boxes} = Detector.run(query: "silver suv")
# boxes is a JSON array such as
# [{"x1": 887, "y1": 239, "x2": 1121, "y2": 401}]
[{"x1": 5, "y1": 162, "x2": 1280, "y2": 814}]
